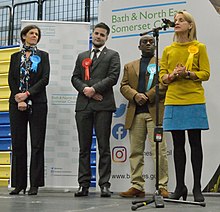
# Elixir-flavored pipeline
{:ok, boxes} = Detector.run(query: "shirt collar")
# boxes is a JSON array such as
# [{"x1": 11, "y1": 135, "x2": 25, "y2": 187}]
[{"x1": 91, "y1": 45, "x2": 105, "y2": 53}]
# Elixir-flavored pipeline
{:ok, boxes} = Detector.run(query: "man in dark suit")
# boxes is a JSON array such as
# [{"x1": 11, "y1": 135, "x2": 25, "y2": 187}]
[{"x1": 71, "y1": 22, "x2": 121, "y2": 197}]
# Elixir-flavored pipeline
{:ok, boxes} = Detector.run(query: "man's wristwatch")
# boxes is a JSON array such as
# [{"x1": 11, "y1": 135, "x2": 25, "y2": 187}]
[{"x1": 185, "y1": 71, "x2": 191, "y2": 79}]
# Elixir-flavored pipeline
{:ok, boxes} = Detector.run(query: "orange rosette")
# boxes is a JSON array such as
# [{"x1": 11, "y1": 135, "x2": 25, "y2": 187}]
[{"x1": 82, "y1": 58, "x2": 92, "y2": 80}]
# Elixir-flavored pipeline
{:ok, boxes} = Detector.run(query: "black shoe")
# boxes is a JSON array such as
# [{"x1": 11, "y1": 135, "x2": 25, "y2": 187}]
[
  {"x1": 74, "y1": 186, "x2": 89, "y2": 197},
  {"x1": 169, "y1": 185, "x2": 188, "y2": 201},
  {"x1": 193, "y1": 188, "x2": 205, "y2": 202},
  {"x1": 9, "y1": 187, "x2": 26, "y2": 195},
  {"x1": 28, "y1": 187, "x2": 38, "y2": 195},
  {"x1": 100, "y1": 186, "x2": 111, "y2": 197}
]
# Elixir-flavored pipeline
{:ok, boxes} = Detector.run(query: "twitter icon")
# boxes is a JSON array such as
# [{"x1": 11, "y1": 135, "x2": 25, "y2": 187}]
[{"x1": 114, "y1": 103, "x2": 126, "y2": 118}]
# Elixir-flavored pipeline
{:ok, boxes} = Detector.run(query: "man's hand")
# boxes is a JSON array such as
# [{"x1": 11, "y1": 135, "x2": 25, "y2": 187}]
[
  {"x1": 92, "y1": 93, "x2": 103, "y2": 101},
  {"x1": 134, "y1": 93, "x2": 148, "y2": 106},
  {"x1": 83, "y1": 87, "x2": 96, "y2": 98},
  {"x1": 18, "y1": 101, "x2": 27, "y2": 111}
]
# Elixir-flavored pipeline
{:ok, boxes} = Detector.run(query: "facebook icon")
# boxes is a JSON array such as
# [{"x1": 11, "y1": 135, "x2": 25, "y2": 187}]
[{"x1": 112, "y1": 123, "x2": 127, "y2": 140}]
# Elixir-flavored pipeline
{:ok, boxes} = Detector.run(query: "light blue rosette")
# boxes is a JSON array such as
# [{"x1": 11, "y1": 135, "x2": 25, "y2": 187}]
[
  {"x1": 146, "y1": 64, "x2": 159, "y2": 91},
  {"x1": 30, "y1": 55, "x2": 41, "y2": 73}
]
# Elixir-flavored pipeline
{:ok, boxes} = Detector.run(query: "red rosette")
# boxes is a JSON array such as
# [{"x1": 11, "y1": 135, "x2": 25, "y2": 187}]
[{"x1": 82, "y1": 58, "x2": 92, "y2": 80}]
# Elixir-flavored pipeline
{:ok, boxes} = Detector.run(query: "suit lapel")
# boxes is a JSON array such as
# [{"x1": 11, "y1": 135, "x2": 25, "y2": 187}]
[
  {"x1": 15, "y1": 52, "x2": 22, "y2": 72},
  {"x1": 132, "y1": 57, "x2": 157, "y2": 90},
  {"x1": 149, "y1": 57, "x2": 156, "y2": 64},
  {"x1": 129, "y1": 59, "x2": 140, "y2": 89},
  {"x1": 84, "y1": 50, "x2": 91, "y2": 59},
  {"x1": 132, "y1": 59, "x2": 140, "y2": 77},
  {"x1": 80, "y1": 50, "x2": 91, "y2": 67}
]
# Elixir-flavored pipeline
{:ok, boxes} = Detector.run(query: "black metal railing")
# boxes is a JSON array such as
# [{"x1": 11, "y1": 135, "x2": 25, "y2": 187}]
[
  {"x1": 0, "y1": 5, "x2": 12, "y2": 46},
  {"x1": 12, "y1": 1, "x2": 39, "y2": 45},
  {"x1": 0, "y1": 0, "x2": 100, "y2": 46}
]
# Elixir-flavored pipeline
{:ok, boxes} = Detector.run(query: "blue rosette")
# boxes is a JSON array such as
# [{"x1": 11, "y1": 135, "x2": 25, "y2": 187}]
[
  {"x1": 146, "y1": 64, "x2": 160, "y2": 91},
  {"x1": 30, "y1": 55, "x2": 41, "y2": 73}
]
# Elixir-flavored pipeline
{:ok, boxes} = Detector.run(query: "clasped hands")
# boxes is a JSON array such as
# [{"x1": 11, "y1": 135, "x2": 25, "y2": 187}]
[
  {"x1": 168, "y1": 64, "x2": 188, "y2": 81},
  {"x1": 83, "y1": 87, "x2": 103, "y2": 101},
  {"x1": 134, "y1": 93, "x2": 148, "y2": 106},
  {"x1": 15, "y1": 93, "x2": 28, "y2": 111},
  {"x1": 173, "y1": 64, "x2": 188, "y2": 77}
]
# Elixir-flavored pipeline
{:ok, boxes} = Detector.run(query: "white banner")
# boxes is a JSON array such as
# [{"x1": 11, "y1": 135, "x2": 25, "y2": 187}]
[
  {"x1": 21, "y1": 20, "x2": 90, "y2": 189},
  {"x1": 99, "y1": 0, "x2": 220, "y2": 193}
]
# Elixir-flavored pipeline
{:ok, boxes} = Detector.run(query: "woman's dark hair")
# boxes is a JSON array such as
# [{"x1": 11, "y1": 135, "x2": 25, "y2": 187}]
[
  {"x1": 93, "y1": 22, "x2": 110, "y2": 35},
  {"x1": 20, "y1": 25, "x2": 41, "y2": 44}
]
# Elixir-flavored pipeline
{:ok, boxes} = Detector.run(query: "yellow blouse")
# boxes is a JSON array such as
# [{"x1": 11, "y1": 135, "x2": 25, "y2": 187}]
[{"x1": 159, "y1": 40, "x2": 210, "y2": 105}]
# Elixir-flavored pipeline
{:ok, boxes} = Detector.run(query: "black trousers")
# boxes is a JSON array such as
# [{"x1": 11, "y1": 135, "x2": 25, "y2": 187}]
[
  {"x1": 9, "y1": 103, "x2": 47, "y2": 188},
  {"x1": 75, "y1": 107, "x2": 112, "y2": 188}
]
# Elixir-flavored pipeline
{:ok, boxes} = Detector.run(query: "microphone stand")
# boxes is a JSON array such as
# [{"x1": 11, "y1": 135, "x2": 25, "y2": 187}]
[{"x1": 131, "y1": 24, "x2": 206, "y2": 211}]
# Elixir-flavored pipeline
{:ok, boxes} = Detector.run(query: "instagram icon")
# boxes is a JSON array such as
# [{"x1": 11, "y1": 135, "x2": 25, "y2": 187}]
[{"x1": 112, "y1": 146, "x2": 127, "y2": 163}]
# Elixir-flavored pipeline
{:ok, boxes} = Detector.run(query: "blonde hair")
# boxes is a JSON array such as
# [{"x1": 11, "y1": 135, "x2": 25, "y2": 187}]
[{"x1": 173, "y1": 11, "x2": 197, "y2": 41}]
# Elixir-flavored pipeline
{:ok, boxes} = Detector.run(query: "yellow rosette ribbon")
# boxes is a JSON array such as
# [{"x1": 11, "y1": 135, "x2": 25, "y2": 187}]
[{"x1": 185, "y1": 45, "x2": 199, "y2": 71}]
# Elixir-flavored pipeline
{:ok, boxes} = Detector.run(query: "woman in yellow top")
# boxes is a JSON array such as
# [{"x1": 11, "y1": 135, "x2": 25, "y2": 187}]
[{"x1": 159, "y1": 11, "x2": 210, "y2": 202}]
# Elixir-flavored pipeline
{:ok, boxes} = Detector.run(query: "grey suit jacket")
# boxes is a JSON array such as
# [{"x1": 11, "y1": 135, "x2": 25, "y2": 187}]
[{"x1": 71, "y1": 47, "x2": 121, "y2": 112}]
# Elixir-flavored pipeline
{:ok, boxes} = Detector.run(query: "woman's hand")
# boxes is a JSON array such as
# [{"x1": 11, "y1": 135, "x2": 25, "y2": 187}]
[
  {"x1": 175, "y1": 63, "x2": 187, "y2": 77},
  {"x1": 15, "y1": 92, "x2": 28, "y2": 103}
]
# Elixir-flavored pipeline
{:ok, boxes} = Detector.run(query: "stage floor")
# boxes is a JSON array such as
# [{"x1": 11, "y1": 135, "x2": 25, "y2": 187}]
[{"x1": 0, "y1": 188, "x2": 219, "y2": 212}]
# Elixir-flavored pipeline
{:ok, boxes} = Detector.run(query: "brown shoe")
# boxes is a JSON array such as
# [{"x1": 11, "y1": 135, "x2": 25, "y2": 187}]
[
  {"x1": 119, "y1": 187, "x2": 145, "y2": 198},
  {"x1": 159, "y1": 188, "x2": 169, "y2": 198}
]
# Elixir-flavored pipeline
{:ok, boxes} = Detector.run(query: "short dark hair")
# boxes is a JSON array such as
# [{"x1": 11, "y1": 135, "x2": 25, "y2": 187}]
[
  {"x1": 93, "y1": 22, "x2": 110, "y2": 36},
  {"x1": 20, "y1": 25, "x2": 41, "y2": 44},
  {"x1": 139, "y1": 35, "x2": 155, "y2": 46}
]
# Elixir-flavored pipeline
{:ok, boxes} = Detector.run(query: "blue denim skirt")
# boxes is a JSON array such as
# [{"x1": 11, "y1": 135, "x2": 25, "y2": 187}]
[{"x1": 163, "y1": 104, "x2": 209, "y2": 131}]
